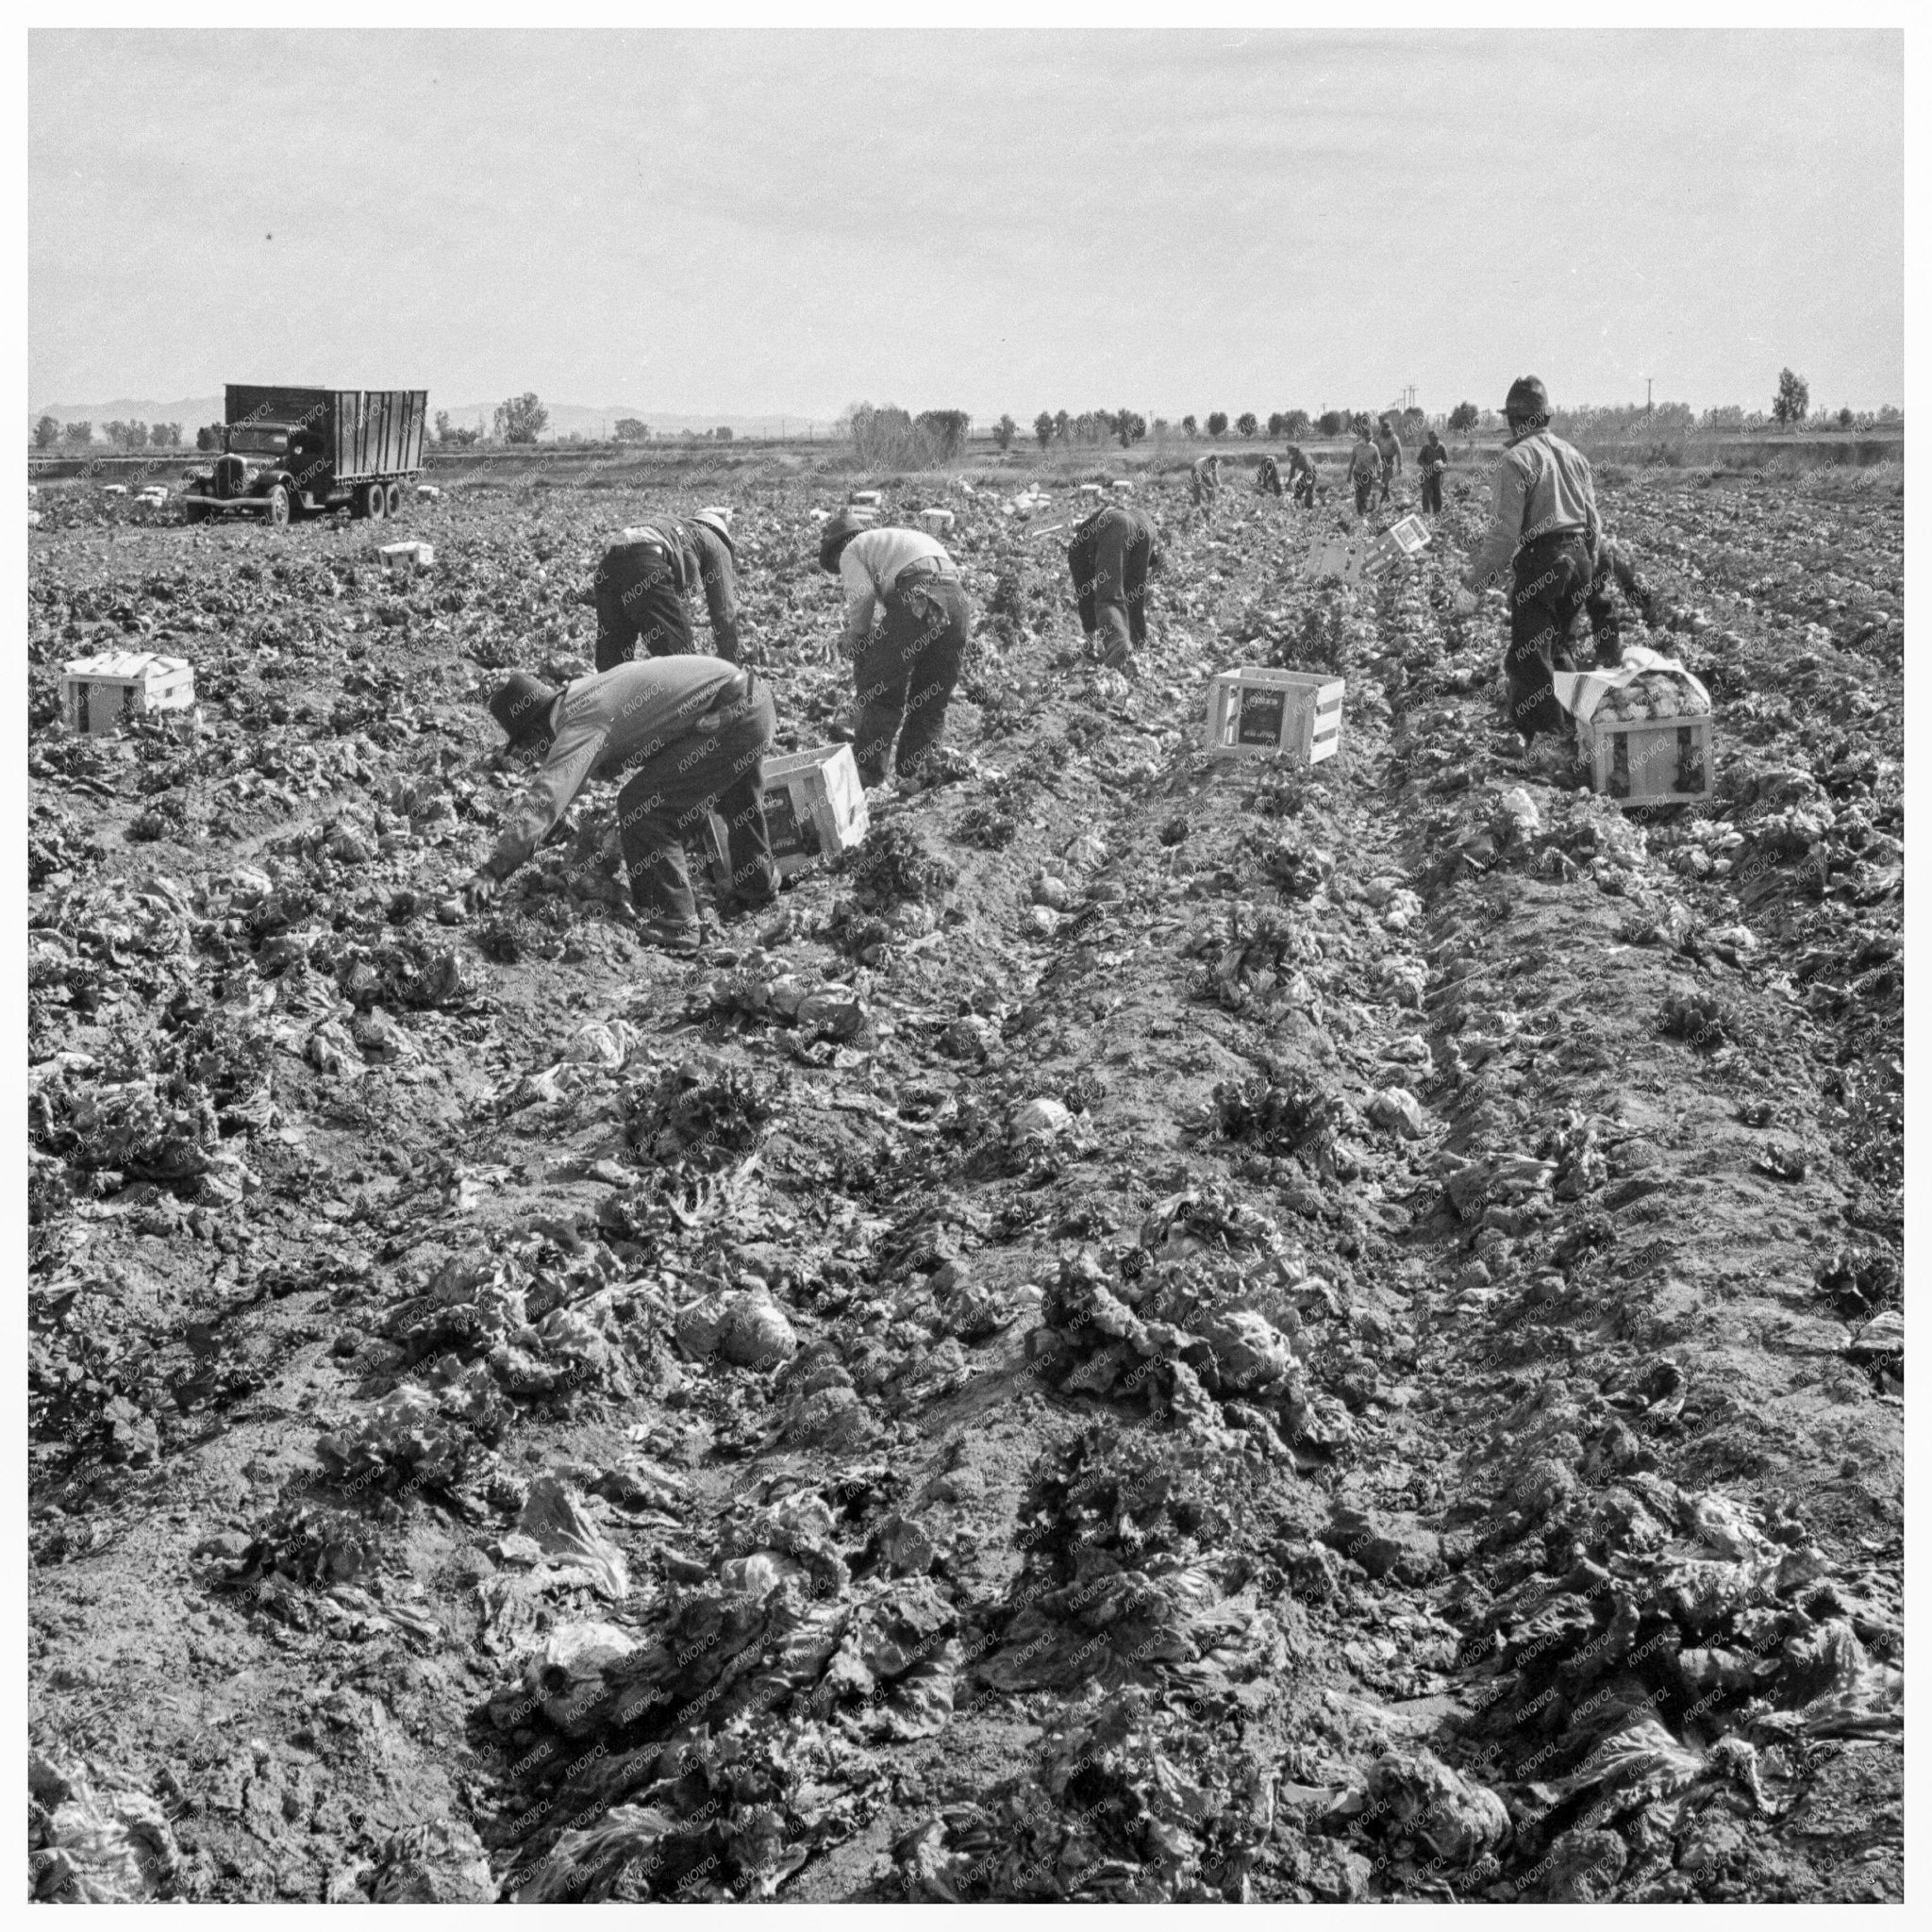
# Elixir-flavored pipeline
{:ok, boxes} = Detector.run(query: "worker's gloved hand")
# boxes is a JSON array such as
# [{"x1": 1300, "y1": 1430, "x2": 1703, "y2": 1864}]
[
  {"x1": 1452, "y1": 587, "x2": 1479, "y2": 617},
  {"x1": 462, "y1": 870, "x2": 503, "y2": 915}
]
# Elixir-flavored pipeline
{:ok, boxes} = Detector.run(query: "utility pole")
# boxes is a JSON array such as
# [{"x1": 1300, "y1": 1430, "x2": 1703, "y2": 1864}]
[{"x1": 1645, "y1": 377, "x2": 1654, "y2": 416}]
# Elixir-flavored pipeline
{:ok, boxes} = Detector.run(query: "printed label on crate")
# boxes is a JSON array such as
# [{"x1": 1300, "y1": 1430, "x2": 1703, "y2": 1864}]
[
  {"x1": 764, "y1": 788, "x2": 820, "y2": 860},
  {"x1": 1237, "y1": 689, "x2": 1287, "y2": 747}
]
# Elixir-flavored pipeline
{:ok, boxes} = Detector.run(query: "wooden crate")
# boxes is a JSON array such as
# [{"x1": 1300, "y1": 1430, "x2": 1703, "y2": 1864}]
[
  {"x1": 1202, "y1": 669, "x2": 1344, "y2": 763},
  {"x1": 1111, "y1": 479, "x2": 1135, "y2": 493},
  {"x1": 61, "y1": 651, "x2": 196, "y2": 737},
  {"x1": 707, "y1": 743, "x2": 871, "y2": 885},
  {"x1": 1578, "y1": 711, "x2": 1714, "y2": 807},
  {"x1": 915, "y1": 508, "x2": 956, "y2": 535},
  {"x1": 847, "y1": 490, "x2": 882, "y2": 508},
  {"x1": 380, "y1": 541, "x2": 435, "y2": 573}
]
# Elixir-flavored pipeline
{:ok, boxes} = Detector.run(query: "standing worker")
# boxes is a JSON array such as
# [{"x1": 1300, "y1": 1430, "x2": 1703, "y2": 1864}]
[
  {"x1": 1190, "y1": 452, "x2": 1222, "y2": 508},
  {"x1": 1374, "y1": 416, "x2": 1406, "y2": 505},
  {"x1": 1067, "y1": 499, "x2": 1165, "y2": 670},
  {"x1": 1454, "y1": 375, "x2": 1602, "y2": 754},
  {"x1": 463, "y1": 657, "x2": 775, "y2": 956},
  {"x1": 818, "y1": 512, "x2": 973, "y2": 790},
  {"x1": 1418, "y1": 427, "x2": 1448, "y2": 515},
  {"x1": 593, "y1": 508, "x2": 741, "y2": 670},
  {"x1": 1347, "y1": 425, "x2": 1381, "y2": 517}
]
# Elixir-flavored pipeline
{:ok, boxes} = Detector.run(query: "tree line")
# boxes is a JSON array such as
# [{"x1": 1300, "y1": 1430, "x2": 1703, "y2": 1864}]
[{"x1": 34, "y1": 416, "x2": 185, "y2": 450}]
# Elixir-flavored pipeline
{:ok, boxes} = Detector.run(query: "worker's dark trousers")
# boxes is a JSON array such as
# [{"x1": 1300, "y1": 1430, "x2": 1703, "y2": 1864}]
[
  {"x1": 616, "y1": 681, "x2": 776, "y2": 929},
  {"x1": 1069, "y1": 513, "x2": 1152, "y2": 659},
  {"x1": 1507, "y1": 535, "x2": 1591, "y2": 742},
  {"x1": 1380, "y1": 465, "x2": 1395, "y2": 504},
  {"x1": 1354, "y1": 475, "x2": 1375, "y2": 515},
  {"x1": 1421, "y1": 473, "x2": 1443, "y2": 513},
  {"x1": 854, "y1": 575, "x2": 971, "y2": 785},
  {"x1": 594, "y1": 541, "x2": 694, "y2": 671}
]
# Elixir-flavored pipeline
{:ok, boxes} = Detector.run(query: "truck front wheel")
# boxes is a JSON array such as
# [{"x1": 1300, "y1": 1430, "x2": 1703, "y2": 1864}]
[
  {"x1": 384, "y1": 481, "x2": 403, "y2": 518},
  {"x1": 266, "y1": 485, "x2": 291, "y2": 527}
]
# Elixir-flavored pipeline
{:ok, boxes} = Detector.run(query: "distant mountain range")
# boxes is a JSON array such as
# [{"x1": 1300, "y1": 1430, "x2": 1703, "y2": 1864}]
[{"x1": 28, "y1": 398, "x2": 843, "y2": 441}]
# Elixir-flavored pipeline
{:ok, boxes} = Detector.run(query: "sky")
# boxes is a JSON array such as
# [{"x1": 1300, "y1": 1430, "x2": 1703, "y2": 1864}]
[{"x1": 28, "y1": 28, "x2": 1906, "y2": 423}]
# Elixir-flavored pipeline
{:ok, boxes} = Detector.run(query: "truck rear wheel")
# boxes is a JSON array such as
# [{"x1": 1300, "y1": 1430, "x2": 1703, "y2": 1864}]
[
  {"x1": 266, "y1": 485, "x2": 291, "y2": 527},
  {"x1": 358, "y1": 481, "x2": 386, "y2": 521},
  {"x1": 384, "y1": 481, "x2": 403, "y2": 518}
]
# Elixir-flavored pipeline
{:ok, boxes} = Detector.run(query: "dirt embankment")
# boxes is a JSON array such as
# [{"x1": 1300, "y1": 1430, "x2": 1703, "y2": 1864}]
[{"x1": 27, "y1": 462, "x2": 1902, "y2": 1903}]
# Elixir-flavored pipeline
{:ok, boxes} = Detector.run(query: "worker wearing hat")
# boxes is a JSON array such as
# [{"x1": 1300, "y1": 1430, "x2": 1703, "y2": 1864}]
[
  {"x1": 1417, "y1": 427, "x2": 1448, "y2": 514},
  {"x1": 1374, "y1": 417, "x2": 1405, "y2": 505},
  {"x1": 1067, "y1": 500, "x2": 1164, "y2": 669},
  {"x1": 817, "y1": 511, "x2": 973, "y2": 789},
  {"x1": 1347, "y1": 423, "x2": 1381, "y2": 518},
  {"x1": 593, "y1": 508, "x2": 741, "y2": 670},
  {"x1": 1456, "y1": 375, "x2": 1602, "y2": 751},
  {"x1": 463, "y1": 655, "x2": 775, "y2": 956}
]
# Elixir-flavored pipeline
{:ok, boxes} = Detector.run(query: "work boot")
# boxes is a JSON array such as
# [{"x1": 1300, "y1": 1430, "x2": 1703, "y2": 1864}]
[{"x1": 636, "y1": 917, "x2": 702, "y2": 958}]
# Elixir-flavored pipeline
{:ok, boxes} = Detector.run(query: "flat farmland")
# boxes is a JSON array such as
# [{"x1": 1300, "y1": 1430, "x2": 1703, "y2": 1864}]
[{"x1": 26, "y1": 455, "x2": 1903, "y2": 1903}]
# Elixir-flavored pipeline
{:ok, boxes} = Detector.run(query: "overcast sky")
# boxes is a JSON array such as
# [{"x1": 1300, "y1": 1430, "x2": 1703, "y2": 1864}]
[{"x1": 29, "y1": 28, "x2": 1904, "y2": 421}]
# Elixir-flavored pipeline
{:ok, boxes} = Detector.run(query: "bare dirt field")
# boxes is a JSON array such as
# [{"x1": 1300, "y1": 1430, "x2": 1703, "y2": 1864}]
[{"x1": 26, "y1": 452, "x2": 1903, "y2": 1903}]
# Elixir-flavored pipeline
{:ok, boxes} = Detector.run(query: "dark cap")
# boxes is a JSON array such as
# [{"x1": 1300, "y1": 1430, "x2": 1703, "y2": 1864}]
[
  {"x1": 489, "y1": 673, "x2": 559, "y2": 745},
  {"x1": 817, "y1": 508, "x2": 869, "y2": 574},
  {"x1": 1505, "y1": 375, "x2": 1552, "y2": 421}
]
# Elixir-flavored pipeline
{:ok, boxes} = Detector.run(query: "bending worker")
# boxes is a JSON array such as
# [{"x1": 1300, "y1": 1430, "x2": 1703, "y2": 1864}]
[
  {"x1": 818, "y1": 511, "x2": 973, "y2": 789},
  {"x1": 1348, "y1": 425, "x2": 1381, "y2": 517},
  {"x1": 464, "y1": 657, "x2": 775, "y2": 957},
  {"x1": 1455, "y1": 375, "x2": 1602, "y2": 751},
  {"x1": 1190, "y1": 452, "x2": 1222, "y2": 507},
  {"x1": 1283, "y1": 443, "x2": 1318, "y2": 508},
  {"x1": 1418, "y1": 427, "x2": 1448, "y2": 514},
  {"x1": 593, "y1": 508, "x2": 741, "y2": 669},
  {"x1": 1374, "y1": 416, "x2": 1405, "y2": 505},
  {"x1": 1068, "y1": 498, "x2": 1164, "y2": 671}
]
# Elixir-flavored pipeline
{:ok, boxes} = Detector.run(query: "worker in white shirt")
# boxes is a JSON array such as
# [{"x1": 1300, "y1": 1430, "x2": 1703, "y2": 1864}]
[{"x1": 817, "y1": 512, "x2": 974, "y2": 789}]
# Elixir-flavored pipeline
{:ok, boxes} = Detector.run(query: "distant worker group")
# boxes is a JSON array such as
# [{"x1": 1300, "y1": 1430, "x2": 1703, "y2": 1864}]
[{"x1": 470, "y1": 373, "x2": 1657, "y2": 952}]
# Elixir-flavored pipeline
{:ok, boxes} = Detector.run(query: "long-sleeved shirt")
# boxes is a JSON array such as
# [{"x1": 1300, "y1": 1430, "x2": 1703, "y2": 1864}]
[
  {"x1": 1419, "y1": 439, "x2": 1447, "y2": 475},
  {"x1": 1374, "y1": 428, "x2": 1405, "y2": 474},
  {"x1": 1463, "y1": 428, "x2": 1601, "y2": 591},
  {"x1": 613, "y1": 517, "x2": 740, "y2": 658},
  {"x1": 839, "y1": 526, "x2": 952, "y2": 647},
  {"x1": 1282, "y1": 444, "x2": 1315, "y2": 477},
  {"x1": 485, "y1": 656, "x2": 741, "y2": 877}
]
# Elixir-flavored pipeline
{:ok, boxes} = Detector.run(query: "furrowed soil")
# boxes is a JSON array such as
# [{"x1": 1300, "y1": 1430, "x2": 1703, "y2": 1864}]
[{"x1": 27, "y1": 460, "x2": 1903, "y2": 1904}]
